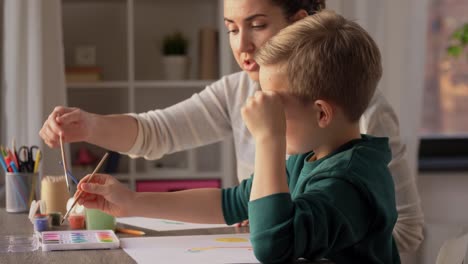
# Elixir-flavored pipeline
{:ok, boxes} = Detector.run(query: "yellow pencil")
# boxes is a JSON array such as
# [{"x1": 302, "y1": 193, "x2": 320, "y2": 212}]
[
  {"x1": 29, "y1": 149, "x2": 41, "y2": 204},
  {"x1": 33, "y1": 149, "x2": 41, "y2": 173},
  {"x1": 29, "y1": 176, "x2": 36, "y2": 205},
  {"x1": 116, "y1": 227, "x2": 146, "y2": 236},
  {"x1": 28, "y1": 149, "x2": 41, "y2": 205}
]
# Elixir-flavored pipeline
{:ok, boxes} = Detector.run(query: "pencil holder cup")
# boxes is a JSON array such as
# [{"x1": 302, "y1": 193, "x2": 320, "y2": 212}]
[
  {"x1": 86, "y1": 209, "x2": 116, "y2": 231},
  {"x1": 5, "y1": 172, "x2": 37, "y2": 213}
]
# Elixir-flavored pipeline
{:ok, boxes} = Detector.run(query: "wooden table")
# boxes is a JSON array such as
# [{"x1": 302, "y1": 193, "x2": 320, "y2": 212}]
[
  {"x1": 0, "y1": 205, "x2": 333, "y2": 264},
  {"x1": 0, "y1": 207, "x2": 252, "y2": 263}
]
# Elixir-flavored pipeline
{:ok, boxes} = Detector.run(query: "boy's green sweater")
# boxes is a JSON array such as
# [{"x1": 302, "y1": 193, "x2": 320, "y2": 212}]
[{"x1": 222, "y1": 135, "x2": 400, "y2": 264}]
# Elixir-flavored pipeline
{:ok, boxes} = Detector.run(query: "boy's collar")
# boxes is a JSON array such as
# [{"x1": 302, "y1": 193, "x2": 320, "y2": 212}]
[
  {"x1": 307, "y1": 154, "x2": 317, "y2": 162},
  {"x1": 306, "y1": 135, "x2": 366, "y2": 163}
]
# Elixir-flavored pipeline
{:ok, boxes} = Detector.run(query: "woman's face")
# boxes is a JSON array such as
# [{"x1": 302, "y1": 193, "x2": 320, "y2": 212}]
[{"x1": 224, "y1": 0, "x2": 290, "y2": 81}]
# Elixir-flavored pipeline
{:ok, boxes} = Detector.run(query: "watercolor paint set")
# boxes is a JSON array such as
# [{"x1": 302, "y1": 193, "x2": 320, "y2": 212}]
[{"x1": 41, "y1": 230, "x2": 120, "y2": 251}]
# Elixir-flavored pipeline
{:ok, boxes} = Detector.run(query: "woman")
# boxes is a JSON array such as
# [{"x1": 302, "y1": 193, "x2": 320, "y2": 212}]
[{"x1": 40, "y1": 0, "x2": 423, "y2": 253}]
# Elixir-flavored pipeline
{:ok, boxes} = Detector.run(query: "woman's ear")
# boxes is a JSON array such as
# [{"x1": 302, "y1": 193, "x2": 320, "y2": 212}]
[
  {"x1": 290, "y1": 9, "x2": 309, "y2": 23},
  {"x1": 314, "y1": 100, "x2": 333, "y2": 128}
]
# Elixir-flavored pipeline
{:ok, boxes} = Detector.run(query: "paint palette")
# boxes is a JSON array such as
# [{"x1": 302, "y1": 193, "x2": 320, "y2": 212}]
[{"x1": 41, "y1": 230, "x2": 120, "y2": 251}]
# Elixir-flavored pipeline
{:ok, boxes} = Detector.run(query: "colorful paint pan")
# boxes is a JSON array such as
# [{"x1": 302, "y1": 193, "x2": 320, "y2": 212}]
[{"x1": 41, "y1": 230, "x2": 120, "y2": 251}]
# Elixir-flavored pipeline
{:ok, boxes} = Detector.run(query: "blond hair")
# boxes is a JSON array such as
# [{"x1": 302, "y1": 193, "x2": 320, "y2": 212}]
[{"x1": 255, "y1": 10, "x2": 382, "y2": 122}]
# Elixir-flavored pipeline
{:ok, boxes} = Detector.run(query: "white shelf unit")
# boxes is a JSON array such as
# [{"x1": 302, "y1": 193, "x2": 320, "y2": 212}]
[{"x1": 62, "y1": 0, "x2": 238, "y2": 190}]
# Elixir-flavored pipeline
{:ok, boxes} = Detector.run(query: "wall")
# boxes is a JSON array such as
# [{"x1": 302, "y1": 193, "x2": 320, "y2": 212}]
[
  {"x1": 0, "y1": 0, "x2": 3, "y2": 198},
  {"x1": 0, "y1": 0, "x2": 4, "y2": 144}
]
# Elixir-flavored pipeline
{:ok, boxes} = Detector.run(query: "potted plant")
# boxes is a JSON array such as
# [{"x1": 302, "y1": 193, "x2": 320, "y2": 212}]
[
  {"x1": 447, "y1": 23, "x2": 468, "y2": 59},
  {"x1": 161, "y1": 32, "x2": 189, "y2": 80}
]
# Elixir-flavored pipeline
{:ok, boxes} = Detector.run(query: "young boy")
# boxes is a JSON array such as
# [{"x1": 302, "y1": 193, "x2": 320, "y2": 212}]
[{"x1": 76, "y1": 10, "x2": 400, "y2": 263}]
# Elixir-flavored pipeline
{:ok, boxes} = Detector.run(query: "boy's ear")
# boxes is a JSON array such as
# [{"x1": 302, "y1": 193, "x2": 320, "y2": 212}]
[
  {"x1": 314, "y1": 100, "x2": 333, "y2": 128},
  {"x1": 289, "y1": 9, "x2": 309, "y2": 23}
]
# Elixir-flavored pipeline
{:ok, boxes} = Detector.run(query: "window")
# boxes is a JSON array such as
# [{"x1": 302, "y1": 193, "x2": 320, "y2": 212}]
[{"x1": 420, "y1": 0, "x2": 468, "y2": 171}]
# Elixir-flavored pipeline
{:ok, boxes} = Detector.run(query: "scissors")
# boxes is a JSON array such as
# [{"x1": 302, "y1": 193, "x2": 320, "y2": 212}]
[{"x1": 18, "y1": 145, "x2": 40, "y2": 173}]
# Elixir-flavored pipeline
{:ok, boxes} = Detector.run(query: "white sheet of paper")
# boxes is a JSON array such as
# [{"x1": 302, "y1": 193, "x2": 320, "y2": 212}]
[
  {"x1": 121, "y1": 233, "x2": 259, "y2": 264},
  {"x1": 117, "y1": 217, "x2": 229, "y2": 231},
  {"x1": 436, "y1": 231, "x2": 468, "y2": 264}
]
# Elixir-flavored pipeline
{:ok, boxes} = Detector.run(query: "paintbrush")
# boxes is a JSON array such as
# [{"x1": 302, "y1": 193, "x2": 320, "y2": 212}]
[
  {"x1": 61, "y1": 152, "x2": 109, "y2": 225},
  {"x1": 59, "y1": 134, "x2": 71, "y2": 194}
]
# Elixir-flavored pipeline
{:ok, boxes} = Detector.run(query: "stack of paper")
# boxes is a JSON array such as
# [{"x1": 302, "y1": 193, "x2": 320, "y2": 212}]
[
  {"x1": 121, "y1": 233, "x2": 258, "y2": 264},
  {"x1": 117, "y1": 217, "x2": 228, "y2": 231}
]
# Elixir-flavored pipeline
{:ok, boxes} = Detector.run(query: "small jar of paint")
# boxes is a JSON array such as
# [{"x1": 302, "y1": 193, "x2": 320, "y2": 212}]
[
  {"x1": 33, "y1": 214, "x2": 49, "y2": 232},
  {"x1": 49, "y1": 212, "x2": 62, "y2": 226},
  {"x1": 68, "y1": 214, "x2": 85, "y2": 230}
]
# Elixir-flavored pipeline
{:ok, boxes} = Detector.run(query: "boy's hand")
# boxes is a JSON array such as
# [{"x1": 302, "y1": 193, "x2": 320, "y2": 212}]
[
  {"x1": 39, "y1": 106, "x2": 94, "y2": 148},
  {"x1": 235, "y1": 220, "x2": 249, "y2": 227},
  {"x1": 76, "y1": 173, "x2": 135, "y2": 217},
  {"x1": 241, "y1": 91, "x2": 286, "y2": 140}
]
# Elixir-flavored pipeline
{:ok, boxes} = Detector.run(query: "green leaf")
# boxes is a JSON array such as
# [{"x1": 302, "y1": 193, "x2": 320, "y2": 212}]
[
  {"x1": 447, "y1": 45, "x2": 462, "y2": 57},
  {"x1": 452, "y1": 29, "x2": 463, "y2": 40},
  {"x1": 461, "y1": 32, "x2": 468, "y2": 45}
]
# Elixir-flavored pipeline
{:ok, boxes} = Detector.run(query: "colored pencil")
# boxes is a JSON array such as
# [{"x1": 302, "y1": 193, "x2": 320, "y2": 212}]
[
  {"x1": 33, "y1": 149, "x2": 42, "y2": 173},
  {"x1": 116, "y1": 227, "x2": 146, "y2": 236}
]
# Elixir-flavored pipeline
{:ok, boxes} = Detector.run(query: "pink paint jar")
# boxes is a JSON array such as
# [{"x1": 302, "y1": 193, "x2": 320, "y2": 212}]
[{"x1": 68, "y1": 214, "x2": 85, "y2": 230}]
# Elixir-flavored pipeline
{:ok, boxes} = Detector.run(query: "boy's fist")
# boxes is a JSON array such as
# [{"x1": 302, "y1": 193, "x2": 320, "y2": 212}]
[{"x1": 241, "y1": 91, "x2": 286, "y2": 140}]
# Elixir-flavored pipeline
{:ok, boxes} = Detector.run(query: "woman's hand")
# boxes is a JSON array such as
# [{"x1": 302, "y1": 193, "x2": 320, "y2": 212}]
[
  {"x1": 76, "y1": 173, "x2": 135, "y2": 217},
  {"x1": 241, "y1": 91, "x2": 286, "y2": 140},
  {"x1": 39, "y1": 106, "x2": 94, "y2": 148}
]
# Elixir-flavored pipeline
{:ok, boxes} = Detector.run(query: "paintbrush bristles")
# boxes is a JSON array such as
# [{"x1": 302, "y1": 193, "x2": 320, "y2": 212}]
[
  {"x1": 59, "y1": 134, "x2": 71, "y2": 193},
  {"x1": 61, "y1": 152, "x2": 109, "y2": 224}
]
